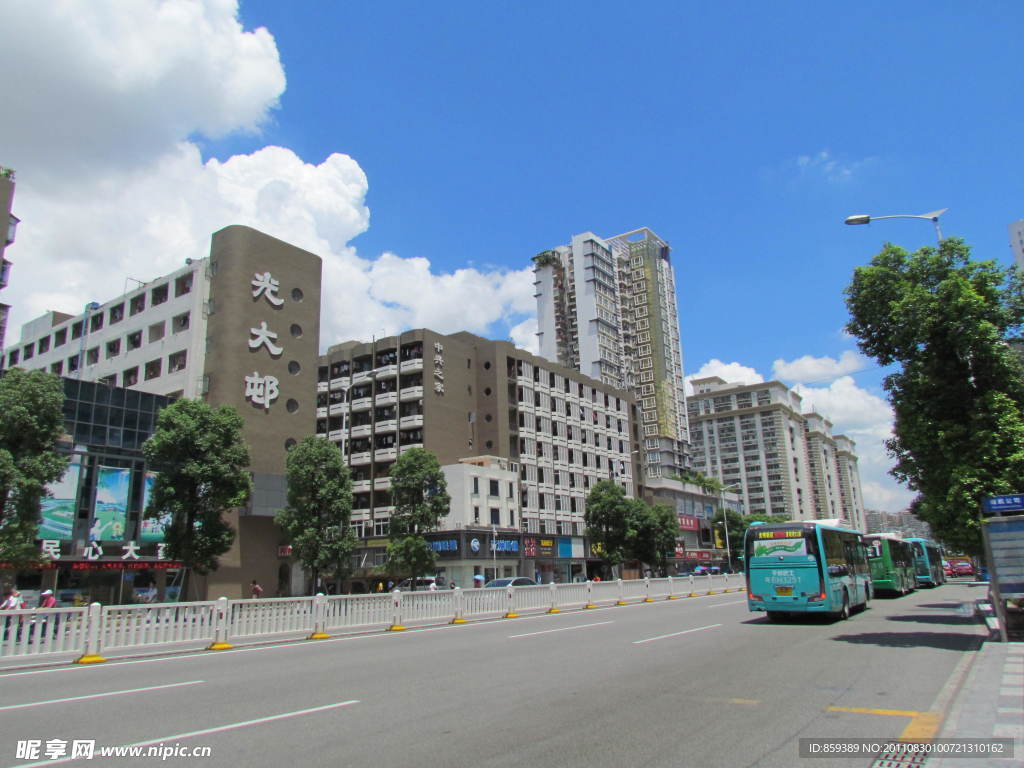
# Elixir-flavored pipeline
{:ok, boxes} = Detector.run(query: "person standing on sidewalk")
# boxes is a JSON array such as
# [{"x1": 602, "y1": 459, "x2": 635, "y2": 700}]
[{"x1": 250, "y1": 580, "x2": 264, "y2": 599}]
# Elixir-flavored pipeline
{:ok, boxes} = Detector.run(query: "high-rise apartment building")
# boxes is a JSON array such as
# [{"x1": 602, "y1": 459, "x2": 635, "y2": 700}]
[
  {"x1": 534, "y1": 227, "x2": 688, "y2": 479},
  {"x1": 1010, "y1": 220, "x2": 1024, "y2": 272},
  {"x1": 0, "y1": 166, "x2": 19, "y2": 359},
  {"x1": 688, "y1": 376, "x2": 866, "y2": 530}
]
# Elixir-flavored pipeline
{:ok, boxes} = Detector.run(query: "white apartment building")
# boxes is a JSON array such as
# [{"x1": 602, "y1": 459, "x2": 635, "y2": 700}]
[
  {"x1": 688, "y1": 377, "x2": 815, "y2": 520},
  {"x1": 835, "y1": 435, "x2": 866, "y2": 531},
  {"x1": 534, "y1": 227, "x2": 688, "y2": 479},
  {"x1": 7, "y1": 262, "x2": 209, "y2": 399}
]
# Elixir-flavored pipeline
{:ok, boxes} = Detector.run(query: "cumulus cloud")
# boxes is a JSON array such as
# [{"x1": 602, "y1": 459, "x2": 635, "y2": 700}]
[
  {"x1": 772, "y1": 350, "x2": 868, "y2": 383},
  {"x1": 684, "y1": 359, "x2": 764, "y2": 395},
  {"x1": 0, "y1": 0, "x2": 533, "y2": 352},
  {"x1": 509, "y1": 318, "x2": 539, "y2": 353}
]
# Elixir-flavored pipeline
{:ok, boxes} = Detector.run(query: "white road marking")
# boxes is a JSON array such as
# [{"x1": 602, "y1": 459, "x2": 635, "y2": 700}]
[
  {"x1": 12, "y1": 700, "x2": 361, "y2": 768},
  {"x1": 705, "y1": 600, "x2": 746, "y2": 607},
  {"x1": 0, "y1": 680, "x2": 205, "y2": 711},
  {"x1": 633, "y1": 624, "x2": 721, "y2": 644},
  {"x1": 509, "y1": 621, "x2": 614, "y2": 638}
]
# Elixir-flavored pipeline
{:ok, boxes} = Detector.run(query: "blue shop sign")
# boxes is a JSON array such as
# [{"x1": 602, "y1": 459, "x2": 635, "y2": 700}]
[
  {"x1": 491, "y1": 538, "x2": 519, "y2": 553},
  {"x1": 430, "y1": 539, "x2": 459, "y2": 553}
]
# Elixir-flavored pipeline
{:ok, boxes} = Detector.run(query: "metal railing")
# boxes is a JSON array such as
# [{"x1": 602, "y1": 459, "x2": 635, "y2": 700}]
[{"x1": 0, "y1": 575, "x2": 745, "y2": 665}]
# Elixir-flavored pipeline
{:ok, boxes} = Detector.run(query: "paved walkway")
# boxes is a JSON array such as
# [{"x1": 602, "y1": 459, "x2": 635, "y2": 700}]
[{"x1": 928, "y1": 601, "x2": 1023, "y2": 768}]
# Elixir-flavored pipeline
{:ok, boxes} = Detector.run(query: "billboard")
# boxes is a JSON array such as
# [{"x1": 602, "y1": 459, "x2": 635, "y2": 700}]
[
  {"x1": 39, "y1": 461, "x2": 81, "y2": 541},
  {"x1": 138, "y1": 471, "x2": 169, "y2": 543},
  {"x1": 90, "y1": 467, "x2": 130, "y2": 541}
]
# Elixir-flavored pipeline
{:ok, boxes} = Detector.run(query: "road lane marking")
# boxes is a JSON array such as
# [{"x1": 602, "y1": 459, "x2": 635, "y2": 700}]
[
  {"x1": 828, "y1": 706, "x2": 921, "y2": 717},
  {"x1": 12, "y1": 700, "x2": 361, "y2": 768},
  {"x1": 0, "y1": 680, "x2": 205, "y2": 711},
  {"x1": 705, "y1": 600, "x2": 745, "y2": 607},
  {"x1": 726, "y1": 698, "x2": 760, "y2": 705},
  {"x1": 509, "y1": 621, "x2": 614, "y2": 638},
  {"x1": 633, "y1": 624, "x2": 721, "y2": 644}
]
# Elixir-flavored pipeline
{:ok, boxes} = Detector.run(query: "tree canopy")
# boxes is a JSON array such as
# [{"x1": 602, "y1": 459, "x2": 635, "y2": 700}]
[
  {"x1": 142, "y1": 399, "x2": 252, "y2": 587},
  {"x1": 585, "y1": 481, "x2": 682, "y2": 575},
  {"x1": 844, "y1": 238, "x2": 1024, "y2": 554},
  {"x1": 275, "y1": 436, "x2": 356, "y2": 594},
  {"x1": 385, "y1": 447, "x2": 450, "y2": 584},
  {"x1": 0, "y1": 369, "x2": 67, "y2": 567}
]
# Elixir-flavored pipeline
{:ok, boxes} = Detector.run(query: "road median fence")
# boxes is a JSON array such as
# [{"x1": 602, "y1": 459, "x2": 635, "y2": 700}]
[{"x1": 0, "y1": 574, "x2": 744, "y2": 665}]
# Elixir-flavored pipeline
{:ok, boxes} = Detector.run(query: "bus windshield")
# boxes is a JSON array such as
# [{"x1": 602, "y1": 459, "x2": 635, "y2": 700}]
[{"x1": 746, "y1": 527, "x2": 819, "y2": 562}]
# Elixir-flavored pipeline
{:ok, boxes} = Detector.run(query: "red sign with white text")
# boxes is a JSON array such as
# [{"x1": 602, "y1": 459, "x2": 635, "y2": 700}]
[{"x1": 678, "y1": 515, "x2": 700, "y2": 531}]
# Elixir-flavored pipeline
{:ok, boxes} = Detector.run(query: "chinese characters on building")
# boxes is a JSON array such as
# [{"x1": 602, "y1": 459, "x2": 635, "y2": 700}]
[
  {"x1": 433, "y1": 341, "x2": 444, "y2": 394},
  {"x1": 245, "y1": 271, "x2": 287, "y2": 410}
]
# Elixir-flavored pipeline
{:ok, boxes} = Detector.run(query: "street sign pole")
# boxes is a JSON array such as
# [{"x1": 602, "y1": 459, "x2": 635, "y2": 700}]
[{"x1": 981, "y1": 514, "x2": 1024, "y2": 643}]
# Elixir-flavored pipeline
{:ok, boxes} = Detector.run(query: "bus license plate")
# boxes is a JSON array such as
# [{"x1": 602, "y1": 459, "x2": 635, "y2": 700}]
[{"x1": 774, "y1": 586, "x2": 793, "y2": 596}]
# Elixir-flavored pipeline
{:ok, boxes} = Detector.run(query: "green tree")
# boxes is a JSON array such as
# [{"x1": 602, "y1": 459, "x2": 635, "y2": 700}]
[
  {"x1": 627, "y1": 502, "x2": 678, "y2": 576},
  {"x1": 584, "y1": 480, "x2": 634, "y2": 571},
  {"x1": 714, "y1": 511, "x2": 789, "y2": 570},
  {"x1": 385, "y1": 447, "x2": 450, "y2": 587},
  {"x1": 142, "y1": 399, "x2": 252, "y2": 598},
  {"x1": 0, "y1": 369, "x2": 67, "y2": 567},
  {"x1": 845, "y1": 238, "x2": 1024, "y2": 554},
  {"x1": 275, "y1": 436, "x2": 356, "y2": 595}
]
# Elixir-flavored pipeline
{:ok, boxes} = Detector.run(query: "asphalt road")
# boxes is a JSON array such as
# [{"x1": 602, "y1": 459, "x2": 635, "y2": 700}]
[{"x1": 0, "y1": 583, "x2": 990, "y2": 768}]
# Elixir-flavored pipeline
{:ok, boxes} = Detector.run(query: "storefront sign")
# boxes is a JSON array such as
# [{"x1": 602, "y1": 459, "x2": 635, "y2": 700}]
[
  {"x1": 590, "y1": 541, "x2": 605, "y2": 557},
  {"x1": 277, "y1": 545, "x2": 293, "y2": 557},
  {"x1": 538, "y1": 538, "x2": 555, "y2": 557},
  {"x1": 523, "y1": 536, "x2": 537, "y2": 558},
  {"x1": 430, "y1": 539, "x2": 459, "y2": 553},
  {"x1": 678, "y1": 515, "x2": 700, "y2": 532},
  {"x1": 685, "y1": 550, "x2": 713, "y2": 561}
]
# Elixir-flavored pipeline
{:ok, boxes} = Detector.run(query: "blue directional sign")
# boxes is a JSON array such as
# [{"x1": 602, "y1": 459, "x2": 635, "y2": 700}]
[{"x1": 982, "y1": 495, "x2": 1024, "y2": 515}]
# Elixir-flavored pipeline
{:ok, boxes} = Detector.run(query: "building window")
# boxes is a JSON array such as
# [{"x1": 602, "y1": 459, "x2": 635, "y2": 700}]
[
  {"x1": 144, "y1": 359, "x2": 161, "y2": 380},
  {"x1": 174, "y1": 273, "x2": 193, "y2": 297},
  {"x1": 90, "y1": 313, "x2": 103, "y2": 332},
  {"x1": 474, "y1": 506, "x2": 480, "y2": 523},
  {"x1": 490, "y1": 508, "x2": 500, "y2": 526},
  {"x1": 489, "y1": 479, "x2": 500, "y2": 497},
  {"x1": 151, "y1": 284, "x2": 169, "y2": 306},
  {"x1": 127, "y1": 331, "x2": 142, "y2": 351},
  {"x1": 71, "y1": 320, "x2": 83, "y2": 340},
  {"x1": 168, "y1": 350, "x2": 187, "y2": 373},
  {"x1": 109, "y1": 303, "x2": 125, "y2": 324},
  {"x1": 172, "y1": 312, "x2": 190, "y2": 332},
  {"x1": 50, "y1": 361, "x2": 62, "y2": 375},
  {"x1": 37, "y1": 337, "x2": 50, "y2": 354},
  {"x1": 54, "y1": 328, "x2": 67, "y2": 347},
  {"x1": 472, "y1": 476, "x2": 479, "y2": 495},
  {"x1": 122, "y1": 366, "x2": 137, "y2": 386},
  {"x1": 106, "y1": 339, "x2": 120, "y2": 359},
  {"x1": 67, "y1": 354, "x2": 80, "y2": 373},
  {"x1": 6, "y1": 350, "x2": 18, "y2": 367},
  {"x1": 130, "y1": 294, "x2": 145, "y2": 316},
  {"x1": 148, "y1": 322, "x2": 165, "y2": 343},
  {"x1": 86, "y1": 347, "x2": 99, "y2": 366}
]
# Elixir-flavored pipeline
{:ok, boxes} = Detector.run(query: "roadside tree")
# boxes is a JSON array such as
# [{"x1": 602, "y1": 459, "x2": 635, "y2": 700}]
[
  {"x1": 142, "y1": 399, "x2": 252, "y2": 598},
  {"x1": 845, "y1": 238, "x2": 1024, "y2": 554},
  {"x1": 385, "y1": 447, "x2": 450, "y2": 587},
  {"x1": 275, "y1": 436, "x2": 356, "y2": 594},
  {"x1": 0, "y1": 369, "x2": 67, "y2": 567}
]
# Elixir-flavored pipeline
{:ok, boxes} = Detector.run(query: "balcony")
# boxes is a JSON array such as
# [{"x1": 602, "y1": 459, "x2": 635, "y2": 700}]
[
  {"x1": 399, "y1": 442, "x2": 424, "y2": 454},
  {"x1": 328, "y1": 402, "x2": 349, "y2": 416},
  {"x1": 351, "y1": 370, "x2": 374, "y2": 384},
  {"x1": 328, "y1": 429, "x2": 346, "y2": 442},
  {"x1": 373, "y1": 476, "x2": 393, "y2": 490},
  {"x1": 349, "y1": 424, "x2": 372, "y2": 438},
  {"x1": 400, "y1": 358, "x2": 423, "y2": 373},
  {"x1": 399, "y1": 386, "x2": 423, "y2": 401},
  {"x1": 329, "y1": 376, "x2": 351, "y2": 391},
  {"x1": 373, "y1": 505, "x2": 395, "y2": 516},
  {"x1": 375, "y1": 419, "x2": 397, "y2": 433},
  {"x1": 375, "y1": 391, "x2": 398, "y2": 407},
  {"x1": 316, "y1": 407, "x2": 327, "y2": 419},
  {"x1": 374, "y1": 363, "x2": 398, "y2": 378},
  {"x1": 350, "y1": 451, "x2": 372, "y2": 466},
  {"x1": 399, "y1": 414, "x2": 423, "y2": 429},
  {"x1": 317, "y1": 381, "x2": 328, "y2": 393},
  {"x1": 352, "y1": 480, "x2": 372, "y2": 494},
  {"x1": 351, "y1": 396, "x2": 372, "y2": 412},
  {"x1": 374, "y1": 448, "x2": 398, "y2": 462}
]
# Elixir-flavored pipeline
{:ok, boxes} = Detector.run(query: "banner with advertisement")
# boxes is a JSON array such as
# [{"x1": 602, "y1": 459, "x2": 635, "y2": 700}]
[
  {"x1": 138, "y1": 471, "x2": 169, "y2": 542},
  {"x1": 678, "y1": 515, "x2": 700, "y2": 532},
  {"x1": 39, "y1": 461, "x2": 81, "y2": 541},
  {"x1": 90, "y1": 466, "x2": 130, "y2": 541}
]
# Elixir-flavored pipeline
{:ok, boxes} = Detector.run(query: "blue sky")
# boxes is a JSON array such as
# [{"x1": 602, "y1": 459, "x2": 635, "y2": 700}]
[{"x1": 2, "y1": 1, "x2": 1021, "y2": 513}]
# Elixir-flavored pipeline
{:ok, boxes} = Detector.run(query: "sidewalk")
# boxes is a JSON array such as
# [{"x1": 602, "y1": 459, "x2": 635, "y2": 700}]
[{"x1": 929, "y1": 601, "x2": 1023, "y2": 768}]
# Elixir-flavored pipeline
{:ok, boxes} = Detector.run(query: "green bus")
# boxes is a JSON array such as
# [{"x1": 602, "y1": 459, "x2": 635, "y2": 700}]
[
  {"x1": 863, "y1": 534, "x2": 916, "y2": 596},
  {"x1": 904, "y1": 537, "x2": 946, "y2": 587}
]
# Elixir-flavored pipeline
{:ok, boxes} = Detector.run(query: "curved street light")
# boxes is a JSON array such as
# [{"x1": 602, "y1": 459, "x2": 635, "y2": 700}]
[
  {"x1": 844, "y1": 208, "x2": 947, "y2": 245},
  {"x1": 717, "y1": 482, "x2": 742, "y2": 573}
]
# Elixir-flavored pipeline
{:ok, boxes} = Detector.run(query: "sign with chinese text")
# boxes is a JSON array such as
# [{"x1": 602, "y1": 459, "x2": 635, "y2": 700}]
[{"x1": 90, "y1": 467, "x2": 130, "y2": 541}]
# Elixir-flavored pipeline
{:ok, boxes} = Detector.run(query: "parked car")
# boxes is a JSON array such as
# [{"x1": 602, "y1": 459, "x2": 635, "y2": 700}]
[
  {"x1": 954, "y1": 562, "x2": 974, "y2": 576},
  {"x1": 483, "y1": 577, "x2": 537, "y2": 588}
]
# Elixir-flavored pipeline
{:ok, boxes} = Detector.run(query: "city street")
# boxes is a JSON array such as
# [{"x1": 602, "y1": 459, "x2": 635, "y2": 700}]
[{"x1": 0, "y1": 583, "x2": 990, "y2": 768}]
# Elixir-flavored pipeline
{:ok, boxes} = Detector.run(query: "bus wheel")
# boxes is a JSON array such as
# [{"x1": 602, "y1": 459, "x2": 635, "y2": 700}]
[
  {"x1": 766, "y1": 611, "x2": 784, "y2": 623},
  {"x1": 838, "y1": 592, "x2": 850, "y2": 621}
]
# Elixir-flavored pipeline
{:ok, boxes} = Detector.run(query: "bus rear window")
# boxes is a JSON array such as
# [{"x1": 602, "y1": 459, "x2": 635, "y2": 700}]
[{"x1": 747, "y1": 529, "x2": 817, "y2": 560}]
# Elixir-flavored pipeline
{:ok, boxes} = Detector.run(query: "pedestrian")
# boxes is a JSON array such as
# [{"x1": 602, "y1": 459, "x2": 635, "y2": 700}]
[
  {"x1": 250, "y1": 580, "x2": 263, "y2": 599},
  {"x1": 428, "y1": 581, "x2": 437, "y2": 591},
  {"x1": 38, "y1": 589, "x2": 57, "y2": 608},
  {"x1": 2, "y1": 588, "x2": 25, "y2": 642},
  {"x1": 473, "y1": 574, "x2": 485, "y2": 587},
  {"x1": 375, "y1": 581, "x2": 384, "y2": 593},
  {"x1": 449, "y1": 580, "x2": 456, "y2": 589}
]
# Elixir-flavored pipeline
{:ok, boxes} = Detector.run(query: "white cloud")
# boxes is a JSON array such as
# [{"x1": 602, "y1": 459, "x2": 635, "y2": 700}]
[
  {"x1": 772, "y1": 350, "x2": 868, "y2": 383},
  {"x1": 684, "y1": 359, "x2": 763, "y2": 395},
  {"x1": 509, "y1": 318, "x2": 539, "y2": 353},
  {"x1": 795, "y1": 150, "x2": 873, "y2": 184},
  {"x1": 0, "y1": 0, "x2": 533, "y2": 353}
]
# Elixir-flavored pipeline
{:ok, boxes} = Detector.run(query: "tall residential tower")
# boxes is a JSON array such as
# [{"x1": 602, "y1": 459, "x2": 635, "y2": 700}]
[{"x1": 534, "y1": 227, "x2": 688, "y2": 479}]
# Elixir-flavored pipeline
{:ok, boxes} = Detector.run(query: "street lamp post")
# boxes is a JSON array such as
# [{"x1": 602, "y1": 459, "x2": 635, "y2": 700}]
[
  {"x1": 718, "y1": 483, "x2": 742, "y2": 573},
  {"x1": 844, "y1": 208, "x2": 948, "y2": 245}
]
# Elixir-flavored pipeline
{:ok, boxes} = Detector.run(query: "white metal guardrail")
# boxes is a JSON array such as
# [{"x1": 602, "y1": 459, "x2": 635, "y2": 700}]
[{"x1": 0, "y1": 575, "x2": 745, "y2": 665}]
